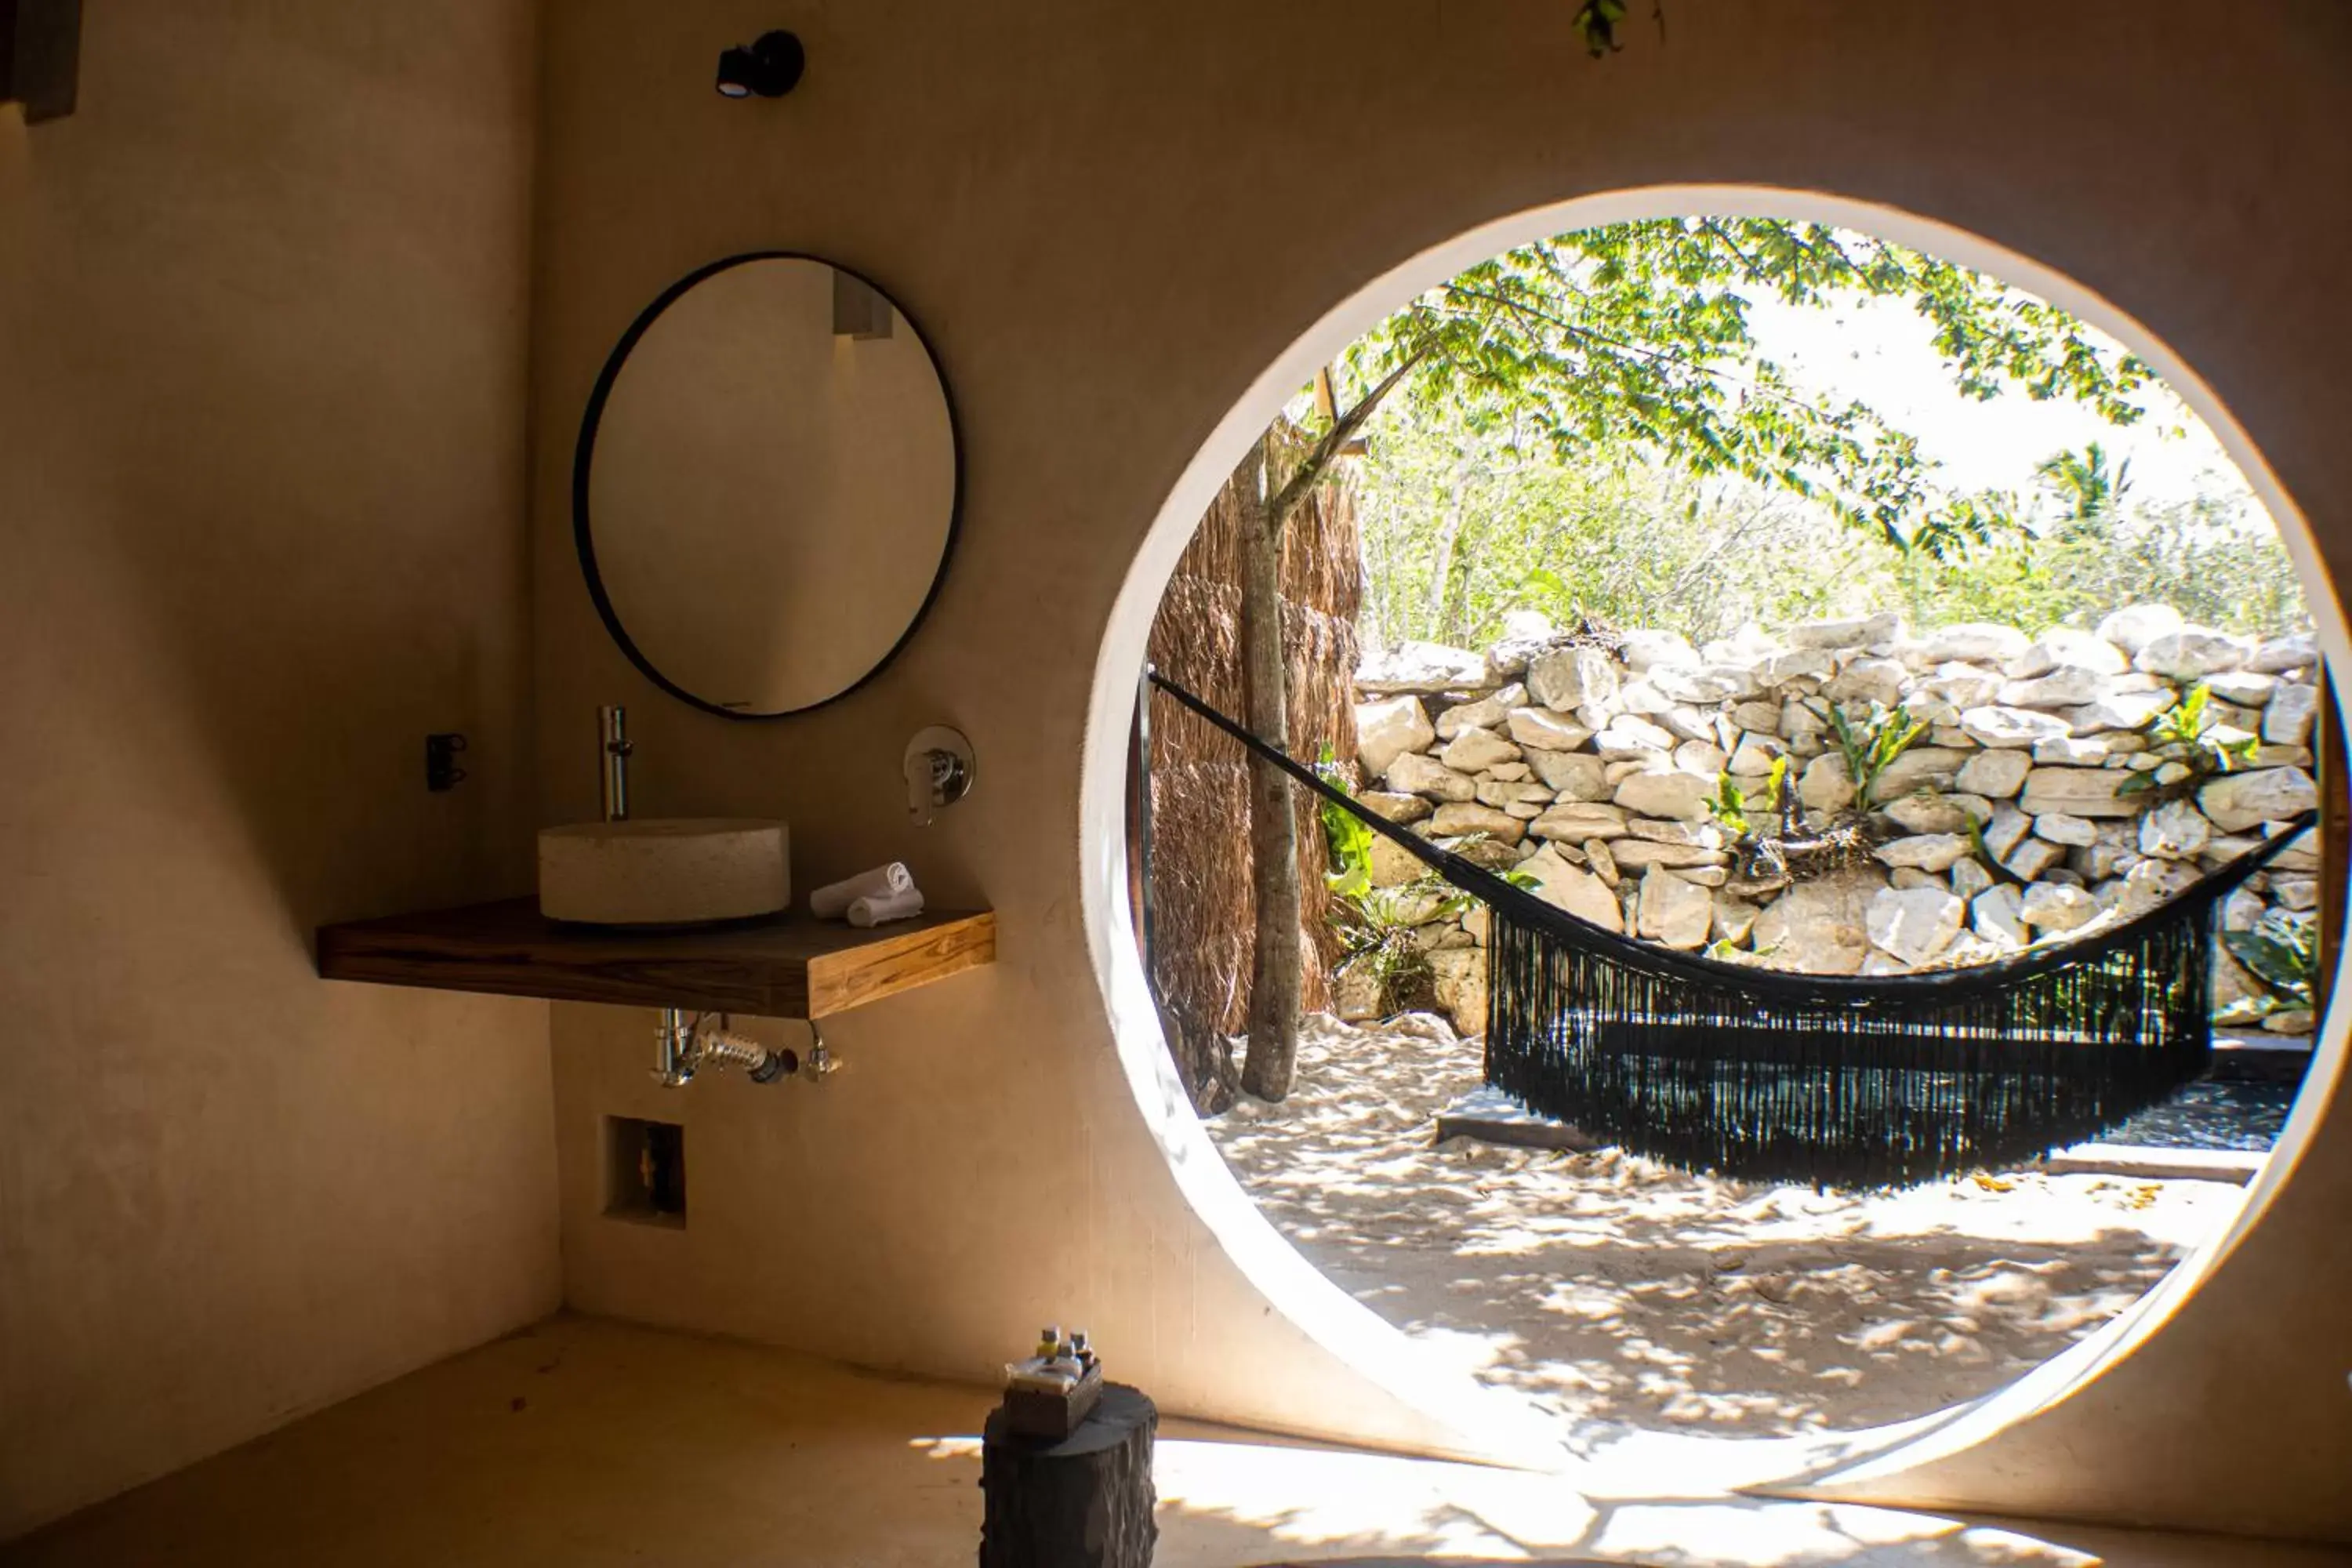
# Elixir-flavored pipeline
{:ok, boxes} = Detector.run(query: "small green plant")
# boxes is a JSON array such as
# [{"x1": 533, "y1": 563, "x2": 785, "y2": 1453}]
[
  {"x1": 1817, "y1": 700, "x2": 1927, "y2": 808},
  {"x1": 2118, "y1": 682, "x2": 2259, "y2": 800},
  {"x1": 1704, "y1": 756, "x2": 1788, "y2": 840},
  {"x1": 1314, "y1": 750, "x2": 1376, "y2": 898},
  {"x1": 1331, "y1": 876, "x2": 1473, "y2": 1017},
  {"x1": 2223, "y1": 909, "x2": 2318, "y2": 1007}
]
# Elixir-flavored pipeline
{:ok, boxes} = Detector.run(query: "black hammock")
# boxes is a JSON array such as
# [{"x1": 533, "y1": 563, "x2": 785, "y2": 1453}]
[{"x1": 1149, "y1": 669, "x2": 2318, "y2": 1189}]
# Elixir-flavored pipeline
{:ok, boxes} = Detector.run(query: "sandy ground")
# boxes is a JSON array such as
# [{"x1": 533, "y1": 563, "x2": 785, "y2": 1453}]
[{"x1": 1205, "y1": 1013, "x2": 2253, "y2": 1439}]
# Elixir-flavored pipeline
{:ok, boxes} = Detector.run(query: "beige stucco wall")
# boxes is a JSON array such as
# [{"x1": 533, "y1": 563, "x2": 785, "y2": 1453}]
[
  {"x1": 533, "y1": 0, "x2": 2352, "y2": 1543},
  {"x1": 0, "y1": 0, "x2": 559, "y2": 1537}
]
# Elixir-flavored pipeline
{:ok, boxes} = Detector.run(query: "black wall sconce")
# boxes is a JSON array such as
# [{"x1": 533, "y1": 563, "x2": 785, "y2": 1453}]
[
  {"x1": 1, "y1": 0, "x2": 82, "y2": 123},
  {"x1": 716, "y1": 31, "x2": 804, "y2": 100}
]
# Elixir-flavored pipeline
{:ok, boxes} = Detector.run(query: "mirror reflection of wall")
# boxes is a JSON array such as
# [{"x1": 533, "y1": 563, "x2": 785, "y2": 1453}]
[{"x1": 577, "y1": 255, "x2": 958, "y2": 717}]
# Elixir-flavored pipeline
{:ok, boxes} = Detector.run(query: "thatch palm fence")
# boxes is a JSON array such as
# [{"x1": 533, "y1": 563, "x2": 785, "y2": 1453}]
[{"x1": 1143, "y1": 429, "x2": 1361, "y2": 1111}]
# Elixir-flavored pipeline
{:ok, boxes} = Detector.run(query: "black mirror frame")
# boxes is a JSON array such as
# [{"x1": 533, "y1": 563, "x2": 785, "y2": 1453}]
[{"x1": 572, "y1": 252, "x2": 964, "y2": 720}]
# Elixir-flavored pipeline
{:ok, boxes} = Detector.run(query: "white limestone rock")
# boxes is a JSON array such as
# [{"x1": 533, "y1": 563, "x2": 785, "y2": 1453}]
[
  {"x1": 1997, "y1": 666, "x2": 2108, "y2": 707},
  {"x1": 1505, "y1": 707, "x2": 1592, "y2": 753},
  {"x1": 2019, "y1": 765, "x2": 2138, "y2": 818},
  {"x1": 1356, "y1": 696, "x2": 1436, "y2": 779},
  {"x1": 1635, "y1": 867, "x2": 1716, "y2": 950},
  {"x1": 1483, "y1": 612, "x2": 1559, "y2": 681},
  {"x1": 1797, "y1": 753, "x2": 1857, "y2": 812},
  {"x1": 2274, "y1": 876, "x2": 2320, "y2": 912},
  {"x1": 1981, "y1": 801, "x2": 2031, "y2": 861},
  {"x1": 1675, "y1": 739, "x2": 1730, "y2": 778},
  {"x1": 2249, "y1": 633, "x2": 2318, "y2": 675},
  {"x1": 1972, "y1": 884, "x2": 2029, "y2": 951},
  {"x1": 1950, "y1": 856, "x2": 1994, "y2": 902},
  {"x1": 2095, "y1": 603, "x2": 2185, "y2": 655},
  {"x1": 1428, "y1": 801, "x2": 1527, "y2": 845},
  {"x1": 1654, "y1": 705, "x2": 1716, "y2": 745},
  {"x1": 1873, "y1": 833, "x2": 1972, "y2": 873},
  {"x1": 1529, "y1": 801, "x2": 1629, "y2": 841},
  {"x1": 1527, "y1": 645, "x2": 1621, "y2": 713},
  {"x1": 2003, "y1": 838, "x2": 2065, "y2": 882},
  {"x1": 1368, "y1": 835, "x2": 1426, "y2": 888},
  {"x1": 1867, "y1": 884, "x2": 1965, "y2": 967},
  {"x1": 2117, "y1": 856, "x2": 2203, "y2": 916},
  {"x1": 1527, "y1": 749, "x2": 1610, "y2": 801},
  {"x1": 1475, "y1": 779, "x2": 1552, "y2": 810},
  {"x1": 1385, "y1": 752, "x2": 1478, "y2": 802},
  {"x1": 2033, "y1": 735, "x2": 2109, "y2": 766},
  {"x1": 1955, "y1": 748, "x2": 2032, "y2": 799},
  {"x1": 2205, "y1": 670, "x2": 2278, "y2": 707},
  {"x1": 1872, "y1": 747, "x2": 1972, "y2": 798},
  {"x1": 1882, "y1": 791, "x2": 1978, "y2": 834},
  {"x1": 1925, "y1": 623, "x2": 2032, "y2": 664},
  {"x1": 1922, "y1": 662, "x2": 2004, "y2": 709},
  {"x1": 2140, "y1": 798, "x2": 2212, "y2": 861},
  {"x1": 1961, "y1": 706, "x2": 2074, "y2": 749},
  {"x1": 1592, "y1": 714, "x2": 1675, "y2": 757},
  {"x1": 1584, "y1": 837, "x2": 1621, "y2": 887},
  {"x1": 2199, "y1": 766, "x2": 2317, "y2": 833},
  {"x1": 1428, "y1": 947, "x2": 1488, "y2": 1038},
  {"x1": 1726, "y1": 732, "x2": 1786, "y2": 776},
  {"x1": 2006, "y1": 627, "x2": 2129, "y2": 680},
  {"x1": 2020, "y1": 881, "x2": 2099, "y2": 932},
  {"x1": 1613, "y1": 769, "x2": 1713, "y2": 822},
  {"x1": 1713, "y1": 896, "x2": 1760, "y2": 946},
  {"x1": 1825, "y1": 657, "x2": 1907, "y2": 707},
  {"x1": 2135, "y1": 627, "x2": 2252, "y2": 681},
  {"x1": 1518, "y1": 843, "x2": 1624, "y2": 932},
  {"x1": 1617, "y1": 629, "x2": 1701, "y2": 673},
  {"x1": 2031, "y1": 811, "x2": 2099, "y2": 847},
  {"x1": 1751, "y1": 867, "x2": 1888, "y2": 975},
  {"x1": 2263, "y1": 681, "x2": 2318, "y2": 746},
  {"x1": 1611, "y1": 839, "x2": 1730, "y2": 869},
  {"x1": 1440, "y1": 728, "x2": 1523, "y2": 773},
  {"x1": 1788, "y1": 611, "x2": 1902, "y2": 650},
  {"x1": 1753, "y1": 649, "x2": 1835, "y2": 688},
  {"x1": 2063, "y1": 689, "x2": 2175, "y2": 733},
  {"x1": 1435, "y1": 683, "x2": 1527, "y2": 740},
  {"x1": 1357, "y1": 790, "x2": 1432, "y2": 825},
  {"x1": 2222, "y1": 886, "x2": 2266, "y2": 931},
  {"x1": 1358, "y1": 641, "x2": 1488, "y2": 695},
  {"x1": 1650, "y1": 664, "x2": 1749, "y2": 705}
]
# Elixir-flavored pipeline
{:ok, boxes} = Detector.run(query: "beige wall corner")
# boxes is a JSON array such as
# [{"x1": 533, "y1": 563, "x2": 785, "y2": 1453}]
[{"x1": 0, "y1": 0, "x2": 557, "y2": 1537}]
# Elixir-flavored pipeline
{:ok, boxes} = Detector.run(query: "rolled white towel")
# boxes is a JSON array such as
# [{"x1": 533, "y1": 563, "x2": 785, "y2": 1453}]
[
  {"x1": 846, "y1": 887, "x2": 926, "y2": 928},
  {"x1": 811, "y1": 862, "x2": 915, "y2": 920}
]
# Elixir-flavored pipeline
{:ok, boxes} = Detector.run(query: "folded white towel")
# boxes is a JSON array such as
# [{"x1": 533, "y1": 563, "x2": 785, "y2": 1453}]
[
  {"x1": 847, "y1": 887, "x2": 926, "y2": 928},
  {"x1": 811, "y1": 862, "x2": 915, "y2": 920}
]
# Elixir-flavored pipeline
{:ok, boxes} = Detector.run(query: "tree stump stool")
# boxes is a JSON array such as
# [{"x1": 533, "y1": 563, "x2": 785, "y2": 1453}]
[{"x1": 978, "y1": 1381, "x2": 1157, "y2": 1567}]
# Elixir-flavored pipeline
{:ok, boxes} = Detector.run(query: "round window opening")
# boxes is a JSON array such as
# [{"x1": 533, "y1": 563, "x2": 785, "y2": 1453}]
[{"x1": 1089, "y1": 191, "x2": 2339, "y2": 1453}]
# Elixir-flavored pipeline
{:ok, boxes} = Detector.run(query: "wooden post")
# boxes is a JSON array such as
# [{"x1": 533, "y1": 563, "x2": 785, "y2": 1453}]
[{"x1": 978, "y1": 1383, "x2": 1157, "y2": 1568}]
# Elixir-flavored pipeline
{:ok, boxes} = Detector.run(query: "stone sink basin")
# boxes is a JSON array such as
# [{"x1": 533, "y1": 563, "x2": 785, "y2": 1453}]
[{"x1": 538, "y1": 818, "x2": 791, "y2": 926}]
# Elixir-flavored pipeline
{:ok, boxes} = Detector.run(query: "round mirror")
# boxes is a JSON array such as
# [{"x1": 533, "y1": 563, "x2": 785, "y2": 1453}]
[{"x1": 574, "y1": 254, "x2": 960, "y2": 717}]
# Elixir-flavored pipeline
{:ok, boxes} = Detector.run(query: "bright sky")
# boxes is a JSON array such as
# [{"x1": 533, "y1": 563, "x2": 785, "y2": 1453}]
[{"x1": 1740, "y1": 289, "x2": 2263, "y2": 524}]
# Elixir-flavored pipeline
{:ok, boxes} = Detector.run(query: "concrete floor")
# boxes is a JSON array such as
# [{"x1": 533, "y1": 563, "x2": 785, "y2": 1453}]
[{"x1": 2, "y1": 1315, "x2": 2342, "y2": 1567}]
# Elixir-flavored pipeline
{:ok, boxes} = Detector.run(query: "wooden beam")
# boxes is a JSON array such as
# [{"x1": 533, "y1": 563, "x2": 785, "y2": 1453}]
[{"x1": 1, "y1": 0, "x2": 82, "y2": 124}]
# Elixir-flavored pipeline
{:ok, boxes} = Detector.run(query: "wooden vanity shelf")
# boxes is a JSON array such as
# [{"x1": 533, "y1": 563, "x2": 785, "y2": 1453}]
[{"x1": 315, "y1": 898, "x2": 994, "y2": 1019}]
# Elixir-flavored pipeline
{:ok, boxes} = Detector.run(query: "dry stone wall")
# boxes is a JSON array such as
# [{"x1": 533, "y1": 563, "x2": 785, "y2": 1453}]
[{"x1": 1346, "y1": 605, "x2": 2322, "y2": 1040}]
